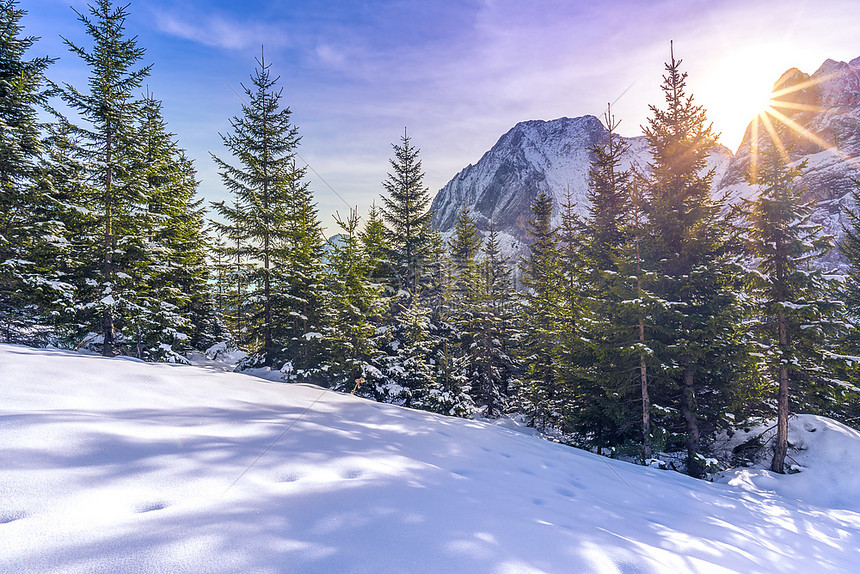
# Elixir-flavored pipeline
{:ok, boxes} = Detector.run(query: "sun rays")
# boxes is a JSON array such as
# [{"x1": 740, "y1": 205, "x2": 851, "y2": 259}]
[{"x1": 746, "y1": 67, "x2": 858, "y2": 180}]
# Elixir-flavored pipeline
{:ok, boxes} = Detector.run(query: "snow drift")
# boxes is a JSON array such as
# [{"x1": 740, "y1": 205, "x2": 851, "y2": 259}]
[{"x1": 2, "y1": 344, "x2": 860, "y2": 573}]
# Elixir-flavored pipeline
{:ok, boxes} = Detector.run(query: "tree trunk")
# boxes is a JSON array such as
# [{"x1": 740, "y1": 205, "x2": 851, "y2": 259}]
[
  {"x1": 681, "y1": 367, "x2": 702, "y2": 477},
  {"x1": 263, "y1": 234, "x2": 272, "y2": 366},
  {"x1": 640, "y1": 345, "x2": 651, "y2": 460},
  {"x1": 632, "y1": 180, "x2": 651, "y2": 461},
  {"x1": 102, "y1": 120, "x2": 114, "y2": 357},
  {"x1": 771, "y1": 310, "x2": 790, "y2": 473}
]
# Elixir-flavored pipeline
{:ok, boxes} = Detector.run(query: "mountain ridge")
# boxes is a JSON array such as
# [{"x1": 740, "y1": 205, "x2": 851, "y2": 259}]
[{"x1": 431, "y1": 56, "x2": 860, "y2": 267}]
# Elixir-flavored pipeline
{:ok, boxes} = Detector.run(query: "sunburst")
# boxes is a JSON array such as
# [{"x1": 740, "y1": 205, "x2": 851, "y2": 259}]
[{"x1": 746, "y1": 68, "x2": 856, "y2": 179}]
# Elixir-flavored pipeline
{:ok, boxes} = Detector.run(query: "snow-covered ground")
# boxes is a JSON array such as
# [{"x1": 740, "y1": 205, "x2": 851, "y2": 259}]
[{"x1": 2, "y1": 344, "x2": 860, "y2": 573}]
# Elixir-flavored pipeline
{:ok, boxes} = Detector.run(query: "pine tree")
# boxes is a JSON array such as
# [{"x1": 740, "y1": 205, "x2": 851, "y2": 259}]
[
  {"x1": 58, "y1": 0, "x2": 152, "y2": 356},
  {"x1": 361, "y1": 201, "x2": 393, "y2": 289},
  {"x1": 744, "y1": 144, "x2": 842, "y2": 473},
  {"x1": 279, "y1": 157, "x2": 326, "y2": 376},
  {"x1": 627, "y1": 173, "x2": 658, "y2": 459},
  {"x1": 555, "y1": 189, "x2": 597, "y2": 440},
  {"x1": 136, "y1": 93, "x2": 216, "y2": 359},
  {"x1": 642, "y1": 44, "x2": 742, "y2": 476},
  {"x1": 469, "y1": 225, "x2": 519, "y2": 417},
  {"x1": 449, "y1": 206, "x2": 481, "y2": 316},
  {"x1": 572, "y1": 110, "x2": 644, "y2": 451},
  {"x1": 380, "y1": 129, "x2": 433, "y2": 298},
  {"x1": 209, "y1": 195, "x2": 251, "y2": 346},
  {"x1": 839, "y1": 179, "x2": 860, "y2": 416},
  {"x1": 324, "y1": 209, "x2": 382, "y2": 392},
  {"x1": 0, "y1": 1, "x2": 64, "y2": 343},
  {"x1": 448, "y1": 207, "x2": 484, "y2": 410},
  {"x1": 211, "y1": 52, "x2": 322, "y2": 370},
  {"x1": 518, "y1": 191, "x2": 563, "y2": 428}
]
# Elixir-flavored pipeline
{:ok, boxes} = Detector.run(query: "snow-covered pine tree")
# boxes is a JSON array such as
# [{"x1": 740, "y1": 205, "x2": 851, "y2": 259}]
[
  {"x1": 211, "y1": 52, "x2": 323, "y2": 370},
  {"x1": 323, "y1": 209, "x2": 382, "y2": 393},
  {"x1": 279, "y1": 157, "x2": 326, "y2": 377},
  {"x1": 571, "y1": 110, "x2": 644, "y2": 452},
  {"x1": 625, "y1": 172, "x2": 662, "y2": 459},
  {"x1": 374, "y1": 295, "x2": 437, "y2": 407},
  {"x1": 449, "y1": 206, "x2": 481, "y2": 314},
  {"x1": 448, "y1": 207, "x2": 483, "y2": 409},
  {"x1": 642, "y1": 44, "x2": 743, "y2": 477},
  {"x1": 0, "y1": 0, "x2": 59, "y2": 343},
  {"x1": 518, "y1": 191, "x2": 563, "y2": 429},
  {"x1": 839, "y1": 179, "x2": 860, "y2": 415},
  {"x1": 469, "y1": 224, "x2": 519, "y2": 417},
  {"x1": 209, "y1": 194, "x2": 251, "y2": 348},
  {"x1": 136, "y1": 93, "x2": 216, "y2": 360},
  {"x1": 361, "y1": 201, "x2": 394, "y2": 290},
  {"x1": 744, "y1": 143, "x2": 843, "y2": 473},
  {"x1": 57, "y1": 0, "x2": 152, "y2": 356},
  {"x1": 380, "y1": 129, "x2": 433, "y2": 300}
]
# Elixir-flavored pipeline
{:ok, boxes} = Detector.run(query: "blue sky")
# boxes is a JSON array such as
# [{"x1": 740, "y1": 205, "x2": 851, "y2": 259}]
[{"x1": 21, "y1": 0, "x2": 860, "y2": 234}]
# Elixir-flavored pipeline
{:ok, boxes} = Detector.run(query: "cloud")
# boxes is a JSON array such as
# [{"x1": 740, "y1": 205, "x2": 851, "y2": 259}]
[{"x1": 152, "y1": 10, "x2": 289, "y2": 51}]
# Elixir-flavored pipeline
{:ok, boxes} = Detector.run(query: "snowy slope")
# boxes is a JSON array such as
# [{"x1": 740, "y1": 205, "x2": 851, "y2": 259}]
[
  {"x1": 717, "y1": 415, "x2": 860, "y2": 512},
  {"x1": 3, "y1": 344, "x2": 860, "y2": 573}
]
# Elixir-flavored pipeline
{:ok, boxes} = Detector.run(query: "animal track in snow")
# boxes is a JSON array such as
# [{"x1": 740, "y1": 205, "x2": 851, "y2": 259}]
[
  {"x1": 0, "y1": 510, "x2": 27, "y2": 524},
  {"x1": 135, "y1": 501, "x2": 167, "y2": 513}
]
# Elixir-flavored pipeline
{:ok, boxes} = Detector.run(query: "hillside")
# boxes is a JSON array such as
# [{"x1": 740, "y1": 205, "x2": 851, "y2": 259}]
[{"x1": 2, "y1": 344, "x2": 860, "y2": 573}]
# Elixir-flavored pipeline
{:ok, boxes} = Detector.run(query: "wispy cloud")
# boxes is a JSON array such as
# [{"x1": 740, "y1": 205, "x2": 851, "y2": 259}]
[{"x1": 152, "y1": 10, "x2": 289, "y2": 51}]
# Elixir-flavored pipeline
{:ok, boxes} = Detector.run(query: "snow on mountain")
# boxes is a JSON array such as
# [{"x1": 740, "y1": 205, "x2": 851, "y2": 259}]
[
  {"x1": 431, "y1": 57, "x2": 860, "y2": 267},
  {"x1": 430, "y1": 115, "x2": 732, "y2": 260},
  {"x1": 719, "y1": 57, "x2": 860, "y2": 269},
  {"x1": 4, "y1": 343, "x2": 860, "y2": 573}
]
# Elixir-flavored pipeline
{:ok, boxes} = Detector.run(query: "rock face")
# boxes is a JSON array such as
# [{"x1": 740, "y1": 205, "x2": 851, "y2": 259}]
[
  {"x1": 431, "y1": 57, "x2": 860, "y2": 268},
  {"x1": 432, "y1": 116, "x2": 603, "y2": 239}
]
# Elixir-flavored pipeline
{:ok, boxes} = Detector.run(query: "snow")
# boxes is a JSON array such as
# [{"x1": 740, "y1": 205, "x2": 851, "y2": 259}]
[
  {"x1": 3, "y1": 344, "x2": 860, "y2": 572},
  {"x1": 717, "y1": 415, "x2": 860, "y2": 512}
]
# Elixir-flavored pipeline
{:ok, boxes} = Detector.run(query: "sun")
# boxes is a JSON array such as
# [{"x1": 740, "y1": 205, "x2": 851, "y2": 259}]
[
  {"x1": 697, "y1": 46, "x2": 851, "y2": 172},
  {"x1": 743, "y1": 65, "x2": 854, "y2": 182},
  {"x1": 697, "y1": 58, "x2": 783, "y2": 152}
]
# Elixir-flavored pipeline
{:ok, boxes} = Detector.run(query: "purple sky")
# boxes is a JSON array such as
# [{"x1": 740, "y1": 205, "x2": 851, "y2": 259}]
[{"x1": 22, "y1": 0, "x2": 860, "y2": 234}]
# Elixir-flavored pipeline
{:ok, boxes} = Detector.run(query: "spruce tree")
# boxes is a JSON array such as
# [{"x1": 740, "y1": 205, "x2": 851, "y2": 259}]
[
  {"x1": 449, "y1": 206, "x2": 481, "y2": 316},
  {"x1": 744, "y1": 144, "x2": 841, "y2": 473},
  {"x1": 361, "y1": 201, "x2": 393, "y2": 289},
  {"x1": 642, "y1": 44, "x2": 742, "y2": 476},
  {"x1": 211, "y1": 52, "x2": 321, "y2": 370},
  {"x1": 0, "y1": 0, "x2": 57, "y2": 343},
  {"x1": 324, "y1": 209, "x2": 382, "y2": 392},
  {"x1": 137, "y1": 93, "x2": 216, "y2": 359},
  {"x1": 573, "y1": 111, "x2": 643, "y2": 451},
  {"x1": 209, "y1": 195, "x2": 251, "y2": 347},
  {"x1": 518, "y1": 191, "x2": 563, "y2": 428},
  {"x1": 555, "y1": 189, "x2": 598, "y2": 441},
  {"x1": 58, "y1": 0, "x2": 152, "y2": 356},
  {"x1": 448, "y1": 207, "x2": 484, "y2": 410},
  {"x1": 279, "y1": 158, "x2": 326, "y2": 375},
  {"x1": 839, "y1": 179, "x2": 860, "y2": 416},
  {"x1": 380, "y1": 129, "x2": 433, "y2": 298},
  {"x1": 470, "y1": 225, "x2": 519, "y2": 417}
]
